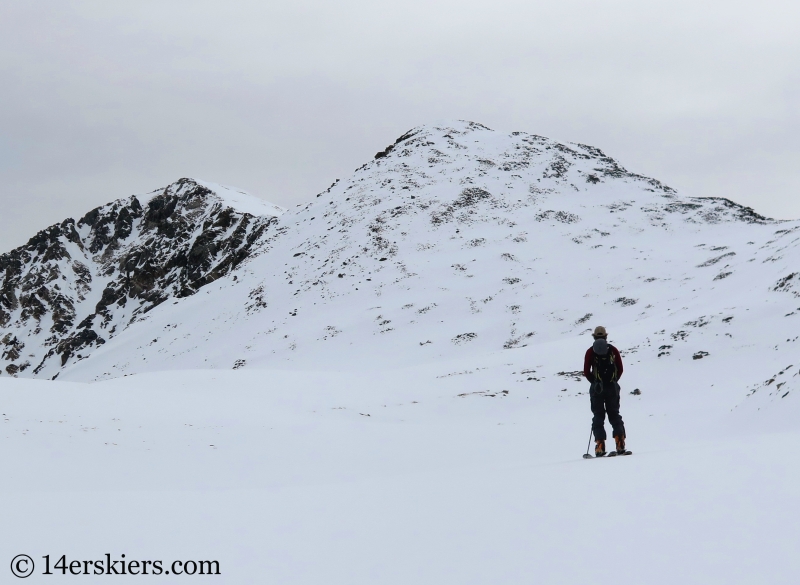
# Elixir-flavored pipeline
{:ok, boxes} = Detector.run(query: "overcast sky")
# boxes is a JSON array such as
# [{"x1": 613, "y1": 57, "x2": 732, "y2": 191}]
[{"x1": 1, "y1": 0, "x2": 798, "y2": 251}]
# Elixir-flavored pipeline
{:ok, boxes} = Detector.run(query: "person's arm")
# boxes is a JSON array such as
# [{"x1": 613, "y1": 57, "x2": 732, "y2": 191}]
[
  {"x1": 613, "y1": 346, "x2": 623, "y2": 379},
  {"x1": 584, "y1": 348, "x2": 593, "y2": 381}
]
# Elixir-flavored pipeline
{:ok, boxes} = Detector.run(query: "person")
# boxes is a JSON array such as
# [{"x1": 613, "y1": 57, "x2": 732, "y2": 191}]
[{"x1": 583, "y1": 325, "x2": 627, "y2": 456}]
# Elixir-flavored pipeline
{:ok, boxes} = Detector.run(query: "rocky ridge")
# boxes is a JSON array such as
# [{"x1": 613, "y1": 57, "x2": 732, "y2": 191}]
[{"x1": 0, "y1": 178, "x2": 281, "y2": 377}]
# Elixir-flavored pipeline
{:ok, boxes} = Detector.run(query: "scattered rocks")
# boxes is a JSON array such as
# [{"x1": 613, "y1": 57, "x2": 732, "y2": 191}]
[
  {"x1": 697, "y1": 252, "x2": 736, "y2": 268},
  {"x1": 452, "y1": 332, "x2": 477, "y2": 345},
  {"x1": 615, "y1": 297, "x2": 638, "y2": 307}
]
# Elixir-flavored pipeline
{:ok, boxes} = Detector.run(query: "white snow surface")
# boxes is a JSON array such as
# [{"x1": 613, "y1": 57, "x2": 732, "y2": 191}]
[
  {"x1": 2, "y1": 367, "x2": 798, "y2": 583},
  {"x1": 192, "y1": 179, "x2": 286, "y2": 217},
  {"x1": 1, "y1": 121, "x2": 799, "y2": 582}
]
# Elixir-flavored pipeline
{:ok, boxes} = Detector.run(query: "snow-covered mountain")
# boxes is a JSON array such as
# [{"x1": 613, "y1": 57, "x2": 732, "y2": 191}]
[
  {"x1": 0, "y1": 178, "x2": 282, "y2": 378},
  {"x1": 4, "y1": 121, "x2": 800, "y2": 584},
  {"x1": 2, "y1": 121, "x2": 799, "y2": 410}
]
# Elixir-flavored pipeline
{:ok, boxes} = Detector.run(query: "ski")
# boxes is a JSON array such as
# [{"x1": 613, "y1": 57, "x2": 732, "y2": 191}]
[{"x1": 582, "y1": 451, "x2": 632, "y2": 459}]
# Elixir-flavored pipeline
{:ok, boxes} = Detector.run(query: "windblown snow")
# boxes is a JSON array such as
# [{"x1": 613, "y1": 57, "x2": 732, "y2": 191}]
[{"x1": 1, "y1": 121, "x2": 798, "y2": 583}]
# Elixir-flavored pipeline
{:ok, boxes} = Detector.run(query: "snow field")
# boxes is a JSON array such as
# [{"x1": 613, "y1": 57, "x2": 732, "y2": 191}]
[
  {"x1": 2, "y1": 120, "x2": 800, "y2": 582},
  {"x1": 3, "y1": 347, "x2": 799, "y2": 583}
]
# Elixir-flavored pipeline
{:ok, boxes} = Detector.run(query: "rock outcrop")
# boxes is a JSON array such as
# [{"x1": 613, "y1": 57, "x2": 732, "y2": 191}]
[{"x1": 0, "y1": 178, "x2": 280, "y2": 378}]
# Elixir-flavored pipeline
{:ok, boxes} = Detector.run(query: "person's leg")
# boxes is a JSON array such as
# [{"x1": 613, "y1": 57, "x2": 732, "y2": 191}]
[
  {"x1": 590, "y1": 385, "x2": 607, "y2": 441},
  {"x1": 605, "y1": 382, "x2": 626, "y2": 440}
]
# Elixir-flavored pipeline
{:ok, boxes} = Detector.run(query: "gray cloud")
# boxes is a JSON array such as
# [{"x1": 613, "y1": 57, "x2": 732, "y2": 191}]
[{"x1": 1, "y1": 0, "x2": 798, "y2": 250}]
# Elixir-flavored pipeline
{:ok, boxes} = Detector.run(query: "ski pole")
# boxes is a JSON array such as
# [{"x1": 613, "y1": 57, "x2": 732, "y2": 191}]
[{"x1": 584, "y1": 427, "x2": 594, "y2": 458}]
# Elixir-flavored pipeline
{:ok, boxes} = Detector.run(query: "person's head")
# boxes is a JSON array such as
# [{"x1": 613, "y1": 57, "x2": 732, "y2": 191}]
[{"x1": 592, "y1": 325, "x2": 607, "y2": 340}]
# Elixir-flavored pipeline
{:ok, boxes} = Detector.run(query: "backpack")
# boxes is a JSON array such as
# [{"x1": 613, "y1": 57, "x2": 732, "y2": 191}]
[{"x1": 593, "y1": 346, "x2": 617, "y2": 383}]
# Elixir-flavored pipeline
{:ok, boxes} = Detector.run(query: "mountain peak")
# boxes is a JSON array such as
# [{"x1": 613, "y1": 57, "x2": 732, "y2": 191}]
[
  {"x1": 0, "y1": 123, "x2": 787, "y2": 381},
  {"x1": 361, "y1": 119, "x2": 677, "y2": 211},
  {"x1": 0, "y1": 178, "x2": 280, "y2": 377},
  {"x1": 134, "y1": 178, "x2": 285, "y2": 218}
]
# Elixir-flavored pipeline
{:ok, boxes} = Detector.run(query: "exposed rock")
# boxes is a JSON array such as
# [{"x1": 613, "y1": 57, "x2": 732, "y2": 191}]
[
  {"x1": 0, "y1": 121, "x2": 791, "y2": 382},
  {"x1": 0, "y1": 178, "x2": 280, "y2": 378}
]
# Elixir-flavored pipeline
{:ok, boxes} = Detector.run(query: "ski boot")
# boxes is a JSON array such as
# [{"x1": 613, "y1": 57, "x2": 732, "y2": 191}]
[
  {"x1": 609, "y1": 435, "x2": 631, "y2": 456},
  {"x1": 595, "y1": 440, "x2": 606, "y2": 457}
]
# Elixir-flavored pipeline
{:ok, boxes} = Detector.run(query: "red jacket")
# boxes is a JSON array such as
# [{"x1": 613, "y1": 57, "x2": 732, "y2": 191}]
[{"x1": 584, "y1": 345, "x2": 623, "y2": 382}]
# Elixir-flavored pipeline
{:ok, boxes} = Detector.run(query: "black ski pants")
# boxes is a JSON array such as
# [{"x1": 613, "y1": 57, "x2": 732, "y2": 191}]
[{"x1": 590, "y1": 381, "x2": 625, "y2": 442}]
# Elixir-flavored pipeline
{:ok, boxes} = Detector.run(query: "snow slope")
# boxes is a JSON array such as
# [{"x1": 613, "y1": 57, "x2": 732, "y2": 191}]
[
  {"x1": 34, "y1": 121, "x2": 800, "y2": 418},
  {"x1": 1, "y1": 120, "x2": 799, "y2": 582},
  {"x1": 1, "y1": 364, "x2": 798, "y2": 583}
]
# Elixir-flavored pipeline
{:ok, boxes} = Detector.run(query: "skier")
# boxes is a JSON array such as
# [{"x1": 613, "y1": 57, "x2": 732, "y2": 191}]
[{"x1": 583, "y1": 325, "x2": 627, "y2": 456}]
